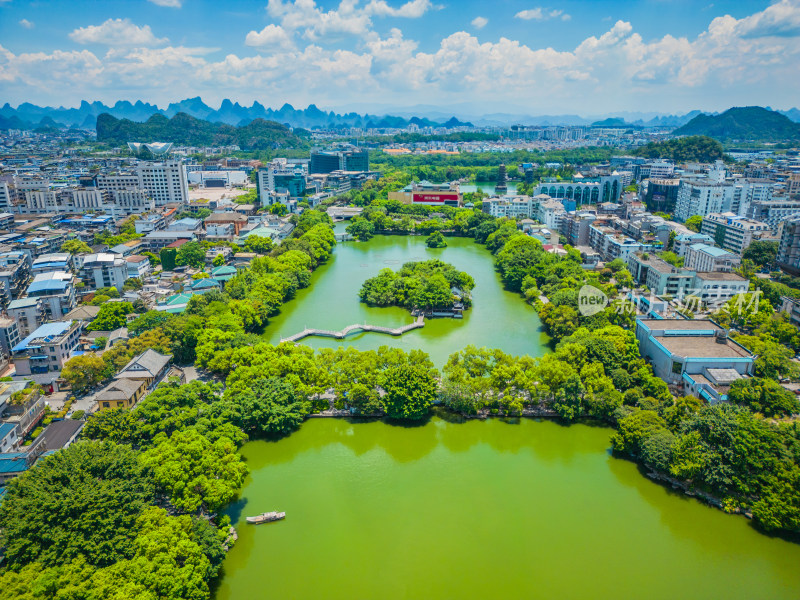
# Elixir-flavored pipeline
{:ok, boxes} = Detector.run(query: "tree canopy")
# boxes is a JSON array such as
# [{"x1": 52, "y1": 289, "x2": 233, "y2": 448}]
[{"x1": 359, "y1": 259, "x2": 473, "y2": 310}]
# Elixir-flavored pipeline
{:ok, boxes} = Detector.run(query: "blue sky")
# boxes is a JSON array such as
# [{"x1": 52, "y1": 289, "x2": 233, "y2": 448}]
[{"x1": 1, "y1": 0, "x2": 799, "y2": 116}]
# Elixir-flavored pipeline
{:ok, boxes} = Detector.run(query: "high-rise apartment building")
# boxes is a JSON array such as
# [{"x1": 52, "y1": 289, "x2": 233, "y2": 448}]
[
  {"x1": 700, "y1": 212, "x2": 770, "y2": 255},
  {"x1": 732, "y1": 178, "x2": 774, "y2": 216},
  {"x1": 309, "y1": 148, "x2": 369, "y2": 174},
  {"x1": 136, "y1": 161, "x2": 188, "y2": 207},
  {"x1": 777, "y1": 214, "x2": 800, "y2": 275},
  {"x1": 675, "y1": 179, "x2": 734, "y2": 221}
]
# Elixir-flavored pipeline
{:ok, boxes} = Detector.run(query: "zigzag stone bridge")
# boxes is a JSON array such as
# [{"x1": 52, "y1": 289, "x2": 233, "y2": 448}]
[{"x1": 281, "y1": 314, "x2": 425, "y2": 344}]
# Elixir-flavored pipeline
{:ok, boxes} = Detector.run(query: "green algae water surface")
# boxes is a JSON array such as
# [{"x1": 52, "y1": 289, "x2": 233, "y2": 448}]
[
  {"x1": 217, "y1": 418, "x2": 800, "y2": 600},
  {"x1": 263, "y1": 232, "x2": 549, "y2": 366}
]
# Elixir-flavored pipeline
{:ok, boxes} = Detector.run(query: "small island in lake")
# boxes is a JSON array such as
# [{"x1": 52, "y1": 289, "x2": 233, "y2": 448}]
[
  {"x1": 359, "y1": 259, "x2": 473, "y2": 316},
  {"x1": 426, "y1": 231, "x2": 447, "y2": 248}
]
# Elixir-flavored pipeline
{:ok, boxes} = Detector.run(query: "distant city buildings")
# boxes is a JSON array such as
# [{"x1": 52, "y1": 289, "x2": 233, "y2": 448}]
[{"x1": 310, "y1": 147, "x2": 369, "y2": 174}]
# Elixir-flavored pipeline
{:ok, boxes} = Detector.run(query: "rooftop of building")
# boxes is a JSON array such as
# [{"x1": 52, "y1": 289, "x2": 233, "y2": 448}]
[
  {"x1": 64, "y1": 305, "x2": 101, "y2": 321},
  {"x1": 12, "y1": 320, "x2": 75, "y2": 352},
  {"x1": 32, "y1": 252, "x2": 69, "y2": 264},
  {"x1": 0, "y1": 422, "x2": 17, "y2": 439},
  {"x1": 82, "y1": 252, "x2": 121, "y2": 264},
  {"x1": 0, "y1": 452, "x2": 30, "y2": 474},
  {"x1": 638, "y1": 318, "x2": 723, "y2": 331},
  {"x1": 7, "y1": 296, "x2": 40, "y2": 310},
  {"x1": 688, "y1": 243, "x2": 736, "y2": 257},
  {"x1": 694, "y1": 271, "x2": 747, "y2": 281},
  {"x1": 655, "y1": 335, "x2": 753, "y2": 359},
  {"x1": 144, "y1": 230, "x2": 196, "y2": 238},
  {"x1": 32, "y1": 419, "x2": 84, "y2": 451},
  {"x1": 28, "y1": 271, "x2": 73, "y2": 294}
]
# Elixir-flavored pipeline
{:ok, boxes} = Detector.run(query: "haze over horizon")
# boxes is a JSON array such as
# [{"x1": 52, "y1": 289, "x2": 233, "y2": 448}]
[{"x1": 1, "y1": 0, "x2": 799, "y2": 115}]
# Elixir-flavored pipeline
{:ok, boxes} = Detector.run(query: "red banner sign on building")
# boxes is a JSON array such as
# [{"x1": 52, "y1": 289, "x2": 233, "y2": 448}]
[{"x1": 412, "y1": 192, "x2": 459, "y2": 203}]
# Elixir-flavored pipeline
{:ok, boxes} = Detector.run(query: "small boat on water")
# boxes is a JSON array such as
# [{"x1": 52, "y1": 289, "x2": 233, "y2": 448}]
[{"x1": 246, "y1": 511, "x2": 286, "y2": 524}]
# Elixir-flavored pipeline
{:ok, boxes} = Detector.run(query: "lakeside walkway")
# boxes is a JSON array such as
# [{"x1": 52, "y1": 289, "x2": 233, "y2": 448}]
[{"x1": 281, "y1": 315, "x2": 425, "y2": 343}]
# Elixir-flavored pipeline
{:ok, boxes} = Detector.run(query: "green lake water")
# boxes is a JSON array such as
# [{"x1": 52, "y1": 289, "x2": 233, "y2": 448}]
[
  {"x1": 217, "y1": 232, "x2": 800, "y2": 599},
  {"x1": 217, "y1": 418, "x2": 800, "y2": 600},
  {"x1": 460, "y1": 181, "x2": 519, "y2": 195},
  {"x1": 263, "y1": 231, "x2": 549, "y2": 366}
]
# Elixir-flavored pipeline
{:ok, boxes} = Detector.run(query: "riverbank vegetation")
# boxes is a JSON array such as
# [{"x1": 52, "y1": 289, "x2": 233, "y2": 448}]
[
  {"x1": 4, "y1": 204, "x2": 800, "y2": 598},
  {"x1": 359, "y1": 259, "x2": 473, "y2": 311}
]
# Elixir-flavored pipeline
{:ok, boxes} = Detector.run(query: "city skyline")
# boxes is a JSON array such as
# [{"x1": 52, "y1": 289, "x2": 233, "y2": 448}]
[{"x1": 1, "y1": 0, "x2": 799, "y2": 115}]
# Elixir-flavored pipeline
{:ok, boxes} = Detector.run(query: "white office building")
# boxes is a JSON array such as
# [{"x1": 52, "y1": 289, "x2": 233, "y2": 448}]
[
  {"x1": 732, "y1": 178, "x2": 774, "y2": 216},
  {"x1": 136, "y1": 161, "x2": 189, "y2": 207},
  {"x1": 683, "y1": 243, "x2": 740, "y2": 272},
  {"x1": 482, "y1": 196, "x2": 536, "y2": 219},
  {"x1": 81, "y1": 253, "x2": 129, "y2": 291},
  {"x1": 675, "y1": 179, "x2": 735, "y2": 222}
]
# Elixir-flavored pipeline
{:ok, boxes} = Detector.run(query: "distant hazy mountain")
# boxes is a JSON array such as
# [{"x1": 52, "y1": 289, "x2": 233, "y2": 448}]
[
  {"x1": 96, "y1": 112, "x2": 307, "y2": 149},
  {"x1": 0, "y1": 98, "x2": 472, "y2": 131},
  {"x1": 673, "y1": 106, "x2": 800, "y2": 141},
  {"x1": 3, "y1": 99, "x2": 798, "y2": 132}
]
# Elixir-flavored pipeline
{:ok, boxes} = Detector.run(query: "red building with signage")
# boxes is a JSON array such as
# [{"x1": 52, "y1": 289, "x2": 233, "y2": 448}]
[{"x1": 389, "y1": 182, "x2": 462, "y2": 207}]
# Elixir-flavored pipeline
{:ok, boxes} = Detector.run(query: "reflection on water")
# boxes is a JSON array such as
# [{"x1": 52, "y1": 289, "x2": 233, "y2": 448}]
[
  {"x1": 262, "y1": 234, "x2": 549, "y2": 367},
  {"x1": 218, "y1": 418, "x2": 800, "y2": 600}
]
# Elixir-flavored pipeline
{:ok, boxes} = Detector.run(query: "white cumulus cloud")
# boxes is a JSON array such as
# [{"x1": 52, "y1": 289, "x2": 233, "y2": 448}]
[
  {"x1": 19, "y1": 19, "x2": 34, "y2": 29},
  {"x1": 365, "y1": 0, "x2": 436, "y2": 18},
  {"x1": 3, "y1": 2, "x2": 799, "y2": 114},
  {"x1": 471, "y1": 16, "x2": 488, "y2": 29},
  {"x1": 69, "y1": 18, "x2": 168, "y2": 47},
  {"x1": 267, "y1": 0, "x2": 372, "y2": 40},
  {"x1": 245, "y1": 24, "x2": 295, "y2": 48},
  {"x1": 515, "y1": 7, "x2": 570, "y2": 21}
]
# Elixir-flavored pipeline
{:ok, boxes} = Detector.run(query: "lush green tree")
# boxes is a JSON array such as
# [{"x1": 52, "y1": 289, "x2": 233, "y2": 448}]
[
  {"x1": 212, "y1": 253, "x2": 225, "y2": 267},
  {"x1": 633, "y1": 136, "x2": 725, "y2": 162},
  {"x1": 733, "y1": 334, "x2": 799, "y2": 379},
  {"x1": 143, "y1": 251, "x2": 161, "y2": 266},
  {"x1": 426, "y1": 230, "x2": 447, "y2": 248},
  {"x1": 221, "y1": 377, "x2": 309, "y2": 436},
  {"x1": 269, "y1": 203, "x2": 288, "y2": 216},
  {"x1": 0, "y1": 441, "x2": 155, "y2": 568},
  {"x1": 346, "y1": 216, "x2": 376, "y2": 241},
  {"x1": 382, "y1": 363, "x2": 437, "y2": 420},
  {"x1": 685, "y1": 215, "x2": 703, "y2": 232},
  {"x1": 243, "y1": 234, "x2": 274, "y2": 254},
  {"x1": 160, "y1": 247, "x2": 178, "y2": 271},
  {"x1": 611, "y1": 410, "x2": 671, "y2": 456},
  {"x1": 82, "y1": 408, "x2": 142, "y2": 445},
  {"x1": 742, "y1": 241, "x2": 778, "y2": 270},
  {"x1": 61, "y1": 353, "x2": 107, "y2": 393},
  {"x1": 96, "y1": 286, "x2": 121, "y2": 298},
  {"x1": 86, "y1": 301, "x2": 134, "y2": 331},
  {"x1": 640, "y1": 429, "x2": 677, "y2": 473},
  {"x1": 60, "y1": 239, "x2": 92, "y2": 254},
  {"x1": 128, "y1": 310, "x2": 172, "y2": 337},
  {"x1": 123, "y1": 279, "x2": 143, "y2": 294},
  {"x1": 359, "y1": 259, "x2": 472, "y2": 310},
  {"x1": 728, "y1": 377, "x2": 799, "y2": 417},
  {"x1": 141, "y1": 429, "x2": 247, "y2": 513},
  {"x1": 176, "y1": 242, "x2": 206, "y2": 269},
  {"x1": 99, "y1": 507, "x2": 216, "y2": 599}
]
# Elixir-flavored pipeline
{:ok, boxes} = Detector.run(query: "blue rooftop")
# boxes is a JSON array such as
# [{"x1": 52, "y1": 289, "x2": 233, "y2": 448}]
[
  {"x1": 12, "y1": 321, "x2": 73, "y2": 353},
  {"x1": 28, "y1": 279, "x2": 70, "y2": 295},
  {"x1": 0, "y1": 422, "x2": 17, "y2": 439},
  {"x1": 690, "y1": 243, "x2": 733, "y2": 257},
  {"x1": 0, "y1": 452, "x2": 30, "y2": 474}
]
